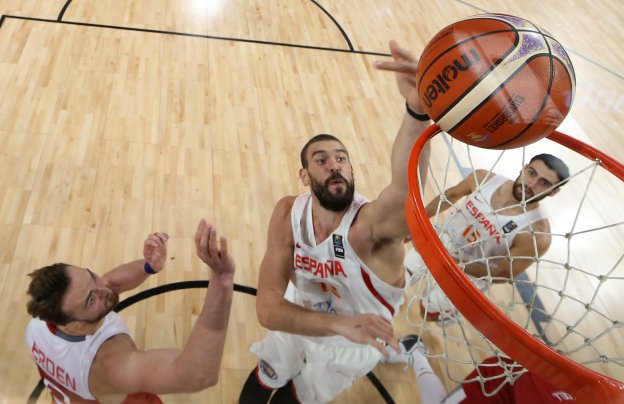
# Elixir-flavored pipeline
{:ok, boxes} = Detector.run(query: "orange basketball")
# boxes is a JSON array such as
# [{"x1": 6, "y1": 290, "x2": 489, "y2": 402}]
[{"x1": 416, "y1": 14, "x2": 575, "y2": 149}]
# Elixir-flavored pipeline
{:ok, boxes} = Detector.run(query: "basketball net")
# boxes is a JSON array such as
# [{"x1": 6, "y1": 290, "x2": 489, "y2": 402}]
[{"x1": 404, "y1": 124, "x2": 624, "y2": 401}]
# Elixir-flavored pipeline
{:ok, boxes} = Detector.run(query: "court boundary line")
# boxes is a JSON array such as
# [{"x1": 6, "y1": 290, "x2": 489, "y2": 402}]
[
  {"x1": 0, "y1": 15, "x2": 389, "y2": 57},
  {"x1": 55, "y1": 0, "x2": 356, "y2": 52},
  {"x1": 4, "y1": 10, "x2": 622, "y2": 81},
  {"x1": 309, "y1": 0, "x2": 354, "y2": 51},
  {"x1": 58, "y1": 0, "x2": 72, "y2": 21}
]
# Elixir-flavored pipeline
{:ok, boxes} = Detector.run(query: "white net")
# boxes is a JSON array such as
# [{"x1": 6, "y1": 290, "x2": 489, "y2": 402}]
[{"x1": 403, "y1": 129, "x2": 624, "y2": 397}]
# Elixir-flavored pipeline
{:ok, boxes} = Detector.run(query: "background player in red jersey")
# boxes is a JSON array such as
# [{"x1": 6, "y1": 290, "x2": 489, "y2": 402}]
[{"x1": 390, "y1": 335, "x2": 576, "y2": 403}]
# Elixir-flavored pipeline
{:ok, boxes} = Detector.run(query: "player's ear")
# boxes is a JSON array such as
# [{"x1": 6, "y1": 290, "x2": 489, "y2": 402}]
[{"x1": 299, "y1": 168, "x2": 309, "y2": 186}]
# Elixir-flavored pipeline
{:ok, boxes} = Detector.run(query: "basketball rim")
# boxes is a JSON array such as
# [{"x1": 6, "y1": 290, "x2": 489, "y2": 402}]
[{"x1": 404, "y1": 124, "x2": 624, "y2": 402}]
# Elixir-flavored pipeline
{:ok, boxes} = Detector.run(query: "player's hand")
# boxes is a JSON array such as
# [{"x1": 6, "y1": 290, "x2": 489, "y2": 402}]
[
  {"x1": 373, "y1": 40, "x2": 424, "y2": 114},
  {"x1": 143, "y1": 232, "x2": 169, "y2": 273},
  {"x1": 194, "y1": 219, "x2": 235, "y2": 278},
  {"x1": 333, "y1": 314, "x2": 400, "y2": 357}
]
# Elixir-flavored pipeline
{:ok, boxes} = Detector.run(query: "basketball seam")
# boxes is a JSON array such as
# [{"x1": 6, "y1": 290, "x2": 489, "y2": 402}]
[
  {"x1": 488, "y1": 27, "x2": 556, "y2": 148},
  {"x1": 444, "y1": 53, "x2": 553, "y2": 148}
]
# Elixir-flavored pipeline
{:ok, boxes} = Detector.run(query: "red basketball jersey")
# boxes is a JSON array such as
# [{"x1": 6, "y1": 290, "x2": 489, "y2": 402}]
[{"x1": 461, "y1": 357, "x2": 576, "y2": 403}]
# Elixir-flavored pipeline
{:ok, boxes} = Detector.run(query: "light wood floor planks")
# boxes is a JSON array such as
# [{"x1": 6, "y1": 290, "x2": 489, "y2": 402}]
[{"x1": 0, "y1": 0, "x2": 622, "y2": 402}]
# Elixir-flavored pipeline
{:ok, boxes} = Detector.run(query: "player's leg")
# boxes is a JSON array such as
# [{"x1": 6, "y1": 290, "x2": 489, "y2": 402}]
[
  {"x1": 239, "y1": 331, "x2": 305, "y2": 404},
  {"x1": 239, "y1": 361, "x2": 278, "y2": 403},
  {"x1": 293, "y1": 340, "x2": 382, "y2": 403},
  {"x1": 269, "y1": 381, "x2": 300, "y2": 404},
  {"x1": 384, "y1": 335, "x2": 448, "y2": 403}
]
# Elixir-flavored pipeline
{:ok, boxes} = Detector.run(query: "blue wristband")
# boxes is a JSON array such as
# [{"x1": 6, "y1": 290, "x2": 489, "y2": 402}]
[{"x1": 144, "y1": 262, "x2": 157, "y2": 275}]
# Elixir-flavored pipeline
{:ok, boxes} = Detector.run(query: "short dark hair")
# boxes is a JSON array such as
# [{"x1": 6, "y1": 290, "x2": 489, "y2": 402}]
[
  {"x1": 26, "y1": 263, "x2": 73, "y2": 325},
  {"x1": 300, "y1": 134, "x2": 347, "y2": 168},
  {"x1": 530, "y1": 154, "x2": 570, "y2": 185}
]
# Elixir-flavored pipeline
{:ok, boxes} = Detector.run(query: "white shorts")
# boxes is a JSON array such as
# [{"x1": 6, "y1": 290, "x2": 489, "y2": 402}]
[
  {"x1": 404, "y1": 246, "x2": 489, "y2": 322},
  {"x1": 251, "y1": 331, "x2": 383, "y2": 404}
]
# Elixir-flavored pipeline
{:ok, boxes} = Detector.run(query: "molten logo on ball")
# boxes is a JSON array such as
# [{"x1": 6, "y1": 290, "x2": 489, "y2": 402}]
[
  {"x1": 422, "y1": 49, "x2": 481, "y2": 108},
  {"x1": 415, "y1": 13, "x2": 575, "y2": 149}
]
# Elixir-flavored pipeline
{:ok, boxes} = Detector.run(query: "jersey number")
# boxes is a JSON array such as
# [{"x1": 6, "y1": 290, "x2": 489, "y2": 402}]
[
  {"x1": 462, "y1": 226, "x2": 481, "y2": 244},
  {"x1": 43, "y1": 378, "x2": 71, "y2": 404}
]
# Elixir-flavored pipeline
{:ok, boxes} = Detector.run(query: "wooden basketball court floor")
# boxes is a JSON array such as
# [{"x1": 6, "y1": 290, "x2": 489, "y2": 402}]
[{"x1": 0, "y1": 0, "x2": 622, "y2": 402}]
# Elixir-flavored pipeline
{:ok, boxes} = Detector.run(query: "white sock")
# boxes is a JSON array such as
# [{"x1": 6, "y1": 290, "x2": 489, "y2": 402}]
[
  {"x1": 412, "y1": 350, "x2": 447, "y2": 403},
  {"x1": 411, "y1": 348, "x2": 433, "y2": 377},
  {"x1": 416, "y1": 371, "x2": 448, "y2": 404}
]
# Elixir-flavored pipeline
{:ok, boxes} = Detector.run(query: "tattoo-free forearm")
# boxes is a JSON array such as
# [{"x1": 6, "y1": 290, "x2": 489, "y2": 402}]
[{"x1": 103, "y1": 259, "x2": 151, "y2": 293}]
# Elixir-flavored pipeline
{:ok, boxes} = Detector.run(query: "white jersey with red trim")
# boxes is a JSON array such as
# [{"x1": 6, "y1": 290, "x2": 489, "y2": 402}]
[
  {"x1": 441, "y1": 174, "x2": 548, "y2": 267},
  {"x1": 289, "y1": 192, "x2": 406, "y2": 325},
  {"x1": 25, "y1": 312, "x2": 129, "y2": 402}
]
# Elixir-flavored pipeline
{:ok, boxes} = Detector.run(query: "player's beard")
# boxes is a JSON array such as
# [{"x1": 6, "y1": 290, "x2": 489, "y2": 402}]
[
  {"x1": 512, "y1": 176, "x2": 548, "y2": 203},
  {"x1": 90, "y1": 289, "x2": 120, "y2": 324},
  {"x1": 310, "y1": 173, "x2": 355, "y2": 212}
]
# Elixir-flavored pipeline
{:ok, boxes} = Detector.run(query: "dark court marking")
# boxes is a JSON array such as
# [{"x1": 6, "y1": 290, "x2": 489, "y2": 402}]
[
  {"x1": 57, "y1": 0, "x2": 72, "y2": 21},
  {"x1": 0, "y1": 15, "x2": 389, "y2": 57},
  {"x1": 309, "y1": 0, "x2": 354, "y2": 51}
]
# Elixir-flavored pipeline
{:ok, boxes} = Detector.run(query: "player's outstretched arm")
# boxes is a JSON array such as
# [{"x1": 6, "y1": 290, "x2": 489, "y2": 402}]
[
  {"x1": 89, "y1": 219, "x2": 235, "y2": 396},
  {"x1": 367, "y1": 41, "x2": 431, "y2": 241},
  {"x1": 102, "y1": 232, "x2": 170, "y2": 294}
]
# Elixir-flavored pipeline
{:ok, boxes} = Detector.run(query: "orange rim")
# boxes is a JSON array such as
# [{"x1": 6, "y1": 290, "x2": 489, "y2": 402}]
[{"x1": 405, "y1": 125, "x2": 624, "y2": 401}]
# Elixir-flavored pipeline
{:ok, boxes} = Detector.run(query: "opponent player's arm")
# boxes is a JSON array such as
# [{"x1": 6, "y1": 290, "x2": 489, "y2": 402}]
[
  {"x1": 255, "y1": 197, "x2": 396, "y2": 356},
  {"x1": 461, "y1": 223, "x2": 552, "y2": 281},
  {"x1": 102, "y1": 232, "x2": 169, "y2": 294},
  {"x1": 89, "y1": 220, "x2": 234, "y2": 396}
]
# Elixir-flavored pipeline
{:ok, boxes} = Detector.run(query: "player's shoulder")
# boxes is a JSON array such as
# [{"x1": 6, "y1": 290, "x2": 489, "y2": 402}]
[
  {"x1": 89, "y1": 333, "x2": 139, "y2": 398},
  {"x1": 531, "y1": 216, "x2": 551, "y2": 232},
  {"x1": 98, "y1": 332, "x2": 137, "y2": 354},
  {"x1": 90, "y1": 333, "x2": 137, "y2": 375},
  {"x1": 273, "y1": 195, "x2": 297, "y2": 214},
  {"x1": 473, "y1": 169, "x2": 494, "y2": 182},
  {"x1": 268, "y1": 196, "x2": 298, "y2": 232}
]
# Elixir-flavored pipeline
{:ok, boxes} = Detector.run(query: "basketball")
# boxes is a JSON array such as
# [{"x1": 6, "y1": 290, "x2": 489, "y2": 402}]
[{"x1": 415, "y1": 13, "x2": 576, "y2": 149}]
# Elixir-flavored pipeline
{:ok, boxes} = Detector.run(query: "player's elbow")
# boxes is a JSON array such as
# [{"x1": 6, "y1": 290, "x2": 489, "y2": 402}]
[
  {"x1": 200, "y1": 373, "x2": 220, "y2": 389},
  {"x1": 256, "y1": 292, "x2": 279, "y2": 329},
  {"x1": 256, "y1": 299, "x2": 271, "y2": 328},
  {"x1": 186, "y1": 371, "x2": 219, "y2": 391}
]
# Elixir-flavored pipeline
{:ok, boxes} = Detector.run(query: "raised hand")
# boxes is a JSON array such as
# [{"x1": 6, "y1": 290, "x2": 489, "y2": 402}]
[
  {"x1": 143, "y1": 232, "x2": 169, "y2": 273},
  {"x1": 333, "y1": 314, "x2": 400, "y2": 357},
  {"x1": 373, "y1": 40, "x2": 424, "y2": 113},
  {"x1": 194, "y1": 219, "x2": 235, "y2": 278}
]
